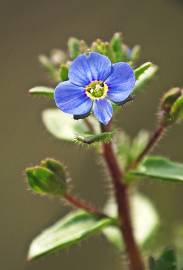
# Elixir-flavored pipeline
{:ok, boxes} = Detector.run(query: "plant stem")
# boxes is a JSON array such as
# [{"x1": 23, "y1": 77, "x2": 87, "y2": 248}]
[
  {"x1": 64, "y1": 193, "x2": 106, "y2": 218},
  {"x1": 84, "y1": 118, "x2": 96, "y2": 133},
  {"x1": 129, "y1": 124, "x2": 165, "y2": 170},
  {"x1": 101, "y1": 123, "x2": 145, "y2": 270}
]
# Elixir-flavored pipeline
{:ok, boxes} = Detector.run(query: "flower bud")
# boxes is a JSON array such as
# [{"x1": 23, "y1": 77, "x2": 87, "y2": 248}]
[
  {"x1": 170, "y1": 95, "x2": 183, "y2": 122},
  {"x1": 41, "y1": 158, "x2": 68, "y2": 183},
  {"x1": 159, "y1": 87, "x2": 183, "y2": 125},
  {"x1": 26, "y1": 159, "x2": 68, "y2": 196},
  {"x1": 161, "y1": 87, "x2": 182, "y2": 112}
]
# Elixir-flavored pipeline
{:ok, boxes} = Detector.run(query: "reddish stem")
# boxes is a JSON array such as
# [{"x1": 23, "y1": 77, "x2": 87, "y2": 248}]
[
  {"x1": 64, "y1": 193, "x2": 106, "y2": 218},
  {"x1": 101, "y1": 124, "x2": 145, "y2": 270},
  {"x1": 129, "y1": 125, "x2": 165, "y2": 170}
]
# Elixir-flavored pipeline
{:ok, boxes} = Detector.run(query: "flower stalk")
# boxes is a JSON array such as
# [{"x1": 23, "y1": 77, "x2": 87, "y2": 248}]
[
  {"x1": 101, "y1": 123, "x2": 145, "y2": 270},
  {"x1": 129, "y1": 124, "x2": 166, "y2": 170}
]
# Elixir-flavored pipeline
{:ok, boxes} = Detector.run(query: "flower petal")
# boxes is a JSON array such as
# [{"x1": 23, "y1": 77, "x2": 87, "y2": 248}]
[
  {"x1": 93, "y1": 99, "x2": 113, "y2": 125},
  {"x1": 54, "y1": 81, "x2": 92, "y2": 116},
  {"x1": 69, "y1": 52, "x2": 112, "y2": 86},
  {"x1": 105, "y1": 62, "x2": 135, "y2": 103}
]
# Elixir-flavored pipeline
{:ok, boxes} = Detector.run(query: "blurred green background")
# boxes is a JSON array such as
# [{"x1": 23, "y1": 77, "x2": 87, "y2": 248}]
[{"x1": 1, "y1": 0, "x2": 183, "y2": 269}]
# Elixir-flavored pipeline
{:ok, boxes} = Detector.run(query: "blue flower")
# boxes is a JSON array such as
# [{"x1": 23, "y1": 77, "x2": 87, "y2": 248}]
[{"x1": 54, "y1": 52, "x2": 135, "y2": 125}]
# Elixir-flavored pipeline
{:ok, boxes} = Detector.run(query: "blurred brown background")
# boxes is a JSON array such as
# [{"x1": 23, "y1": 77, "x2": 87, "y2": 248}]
[{"x1": 1, "y1": 0, "x2": 183, "y2": 269}]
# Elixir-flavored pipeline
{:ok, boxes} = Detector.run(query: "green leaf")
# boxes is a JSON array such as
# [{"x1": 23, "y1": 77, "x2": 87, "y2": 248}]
[
  {"x1": 28, "y1": 210, "x2": 114, "y2": 260},
  {"x1": 134, "y1": 62, "x2": 152, "y2": 80},
  {"x1": 130, "y1": 45, "x2": 141, "y2": 63},
  {"x1": 75, "y1": 132, "x2": 114, "y2": 145},
  {"x1": 59, "y1": 64, "x2": 69, "y2": 81},
  {"x1": 110, "y1": 32, "x2": 124, "y2": 62},
  {"x1": 103, "y1": 193, "x2": 159, "y2": 250},
  {"x1": 133, "y1": 64, "x2": 158, "y2": 94},
  {"x1": 171, "y1": 95, "x2": 183, "y2": 122},
  {"x1": 29, "y1": 86, "x2": 54, "y2": 99},
  {"x1": 129, "y1": 156, "x2": 183, "y2": 183},
  {"x1": 68, "y1": 37, "x2": 81, "y2": 60},
  {"x1": 42, "y1": 109, "x2": 89, "y2": 141},
  {"x1": 149, "y1": 249, "x2": 177, "y2": 270}
]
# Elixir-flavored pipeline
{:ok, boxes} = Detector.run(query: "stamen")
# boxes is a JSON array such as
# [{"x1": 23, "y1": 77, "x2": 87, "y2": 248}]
[{"x1": 85, "y1": 80, "x2": 108, "y2": 99}]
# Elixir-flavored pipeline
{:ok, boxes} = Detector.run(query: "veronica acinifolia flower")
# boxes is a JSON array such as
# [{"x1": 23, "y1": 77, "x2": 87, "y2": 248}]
[{"x1": 54, "y1": 52, "x2": 135, "y2": 125}]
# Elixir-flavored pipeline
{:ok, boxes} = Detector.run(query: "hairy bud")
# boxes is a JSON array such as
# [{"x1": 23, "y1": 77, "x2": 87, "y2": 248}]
[
  {"x1": 26, "y1": 159, "x2": 69, "y2": 196},
  {"x1": 159, "y1": 87, "x2": 183, "y2": 125}
]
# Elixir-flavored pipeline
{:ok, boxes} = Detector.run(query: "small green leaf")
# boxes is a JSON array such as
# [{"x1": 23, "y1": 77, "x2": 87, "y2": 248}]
[
  {"x1": 59, "y1": 64, "x2": 69, "y2": 81},
  {"x1": 103, "y1": 194, "x2": 159, "y2": 250},
  {"x1": 171, "y1": 95, "x2": 183, "y2": 122},
  {"x1": 28, "y1": 210, "x2": 114, "y2": 260},
  {"x1": 149, "y1": 249, "x2": 177, "y2": 270},
  {"x1": 133, "y1": 64, "x2": 158, "y2": 94},
  {"x1": 68, "y1": 37, "x2": 81, "y2": 60},
  {"x1": 130, "y1": 45, "x2": 141, "y2": 63},
  {"x1": 29, "y1": 86, "x2": 54, "y2": 99},
  {"x1": 75, "y1": 132, "x2": 114, "y2": 145},
  {"x1": 129, "y1": 156, "x2": 183, "y2": 183},
  {"x1": 110, "y1": 32, "x2": 124, "y2": 62},
  {"x1": 134, "y1": 62, "x2": 152, "y2": 80},
  {"x1": 42, "y1": 109, "x2": 89, "y2": 141}
]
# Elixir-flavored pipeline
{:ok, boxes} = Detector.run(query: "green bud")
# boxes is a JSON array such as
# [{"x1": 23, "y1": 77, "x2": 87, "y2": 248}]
[
  {"x1": 68, "y1": 37, "x2": 81, "y2": 60},
  {"x1": 160, "y1": 87, "x2": 183, "y2": 125},
  {"x1": 161, "y1": 87, "x2": 182, "y2": 112},
  {"x1": 170, "y1": 95, "x2": 183, "y2": 122},
  {"x1": 26, "y1": 159, "x2": 68, "y2": 196},
  {"x1": 59, "y1": 63, "x2": 69, "y2": 81},
  {"x1": 91, "y1": 39, "x2": 113, "y2": 60},
  {"x1": 41, "y1": 158, "x2": 68, "y2": 183}
]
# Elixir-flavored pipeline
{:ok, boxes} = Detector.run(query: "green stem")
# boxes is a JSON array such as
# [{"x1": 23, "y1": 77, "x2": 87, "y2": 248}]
[{"x1": 101, "y1": 123, "x2": 145, "y2": 270}]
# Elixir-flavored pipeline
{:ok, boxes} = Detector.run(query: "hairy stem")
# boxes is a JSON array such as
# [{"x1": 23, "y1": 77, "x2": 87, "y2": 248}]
[
  {"x1": 129, "y1": 124, "x2": 165, "y2": 170},
  {"x1": 64, "y1": 193, "x2": 106, "y2": 218},
  {"x1": 101, "y1": 123, "x2": 144, "y2": 270}
]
